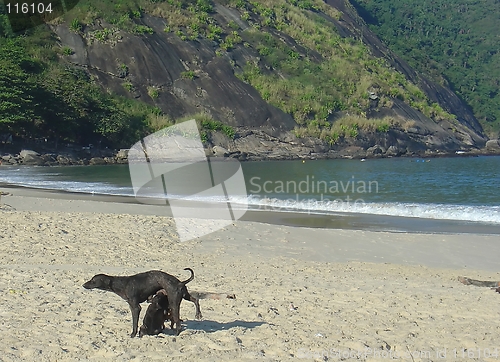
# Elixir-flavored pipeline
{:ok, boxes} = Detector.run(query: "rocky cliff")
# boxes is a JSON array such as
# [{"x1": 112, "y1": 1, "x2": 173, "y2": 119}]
[{"x1": 48, "y1": 0, "x2": 493, "y2": 161}]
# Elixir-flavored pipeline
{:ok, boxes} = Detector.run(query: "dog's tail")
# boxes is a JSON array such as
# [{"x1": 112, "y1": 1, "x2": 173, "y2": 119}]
[{"x1": 181, "y1": 268, "x2": 195, "y2": 285}]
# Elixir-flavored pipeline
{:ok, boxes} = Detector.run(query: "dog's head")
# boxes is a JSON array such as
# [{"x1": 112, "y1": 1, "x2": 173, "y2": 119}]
[
  {"x1": 147, "y1": 289, "x2": 168, "y2": 303},
  {"x1": 82, "y1": 274, "x2": 112, "y2": 290},
  {"x1": 150, "y1": 293, "x2": 169, "y2": 309}
]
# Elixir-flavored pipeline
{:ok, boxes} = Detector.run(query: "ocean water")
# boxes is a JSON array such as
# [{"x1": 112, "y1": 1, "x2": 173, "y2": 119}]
[{"x1": 1, "y1": 156, "x2": 499, "y2": 226}]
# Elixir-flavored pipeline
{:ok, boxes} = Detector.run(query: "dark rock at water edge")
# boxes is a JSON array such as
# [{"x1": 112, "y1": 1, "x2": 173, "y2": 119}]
[{"x1": 2, "y1": 128, "x2": 500, "y2": 167}]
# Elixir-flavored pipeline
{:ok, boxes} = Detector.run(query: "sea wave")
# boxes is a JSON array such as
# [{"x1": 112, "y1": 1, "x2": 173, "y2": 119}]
[
  {"x1": 1, "y1": 168, "x2": 499, "y2": 224},
  {"x1": 0, "y1": 170, "x2": 133, "y2": 196},
  {"x1": 132, "y1": 193, "x2": 500, "y2": 224},
  {"x1": 238, "y1": 195, "x2": 500, "y2": 224}
]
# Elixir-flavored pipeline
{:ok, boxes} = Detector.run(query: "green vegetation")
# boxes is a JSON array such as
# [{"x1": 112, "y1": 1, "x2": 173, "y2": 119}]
[
  {"x1": 0, "y1": 22, "x2": 161, "y2": 147},
  {"x1": 132, "y1": 25, "x2": 153, "y2": 35},
  {"x1": 155, "y1": 113, "x2": 235, "y2": 142},
  {"x1": 294, "y1": 115, "x2": 399, "y2": 144},
  {"x1": 353, "y1": 0, "x2": 500, "y2": 136},
  {"x1": 118, "y1": 63, "x2": 129, "y2": 78},
  {"x1": 69, "y1": 19, "x2": 83, "y2": 33},
  {"x1": 122, "y1": 82, "x2": 134, "y2": 92},
  {"x1": 0, "y1": 0, "x2": 473, "y2": 148},
  {"x1": 180, "y1": 70, "x2": 196, "y2": 80},
  {"x1": 61, "y1": 46, "x2": 74, "y2": 56},
  {"x1": 147, "y1": 86, "x2": 160, "y2": 99},
  {"x1": 200, "y1": 119, "x2": 235, "y2": 139},
  {"x1": 217, "y1": 0, "x2": 454, "y2": 140}
]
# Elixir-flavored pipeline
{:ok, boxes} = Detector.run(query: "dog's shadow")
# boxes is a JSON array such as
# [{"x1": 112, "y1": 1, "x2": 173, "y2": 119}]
[
  {"x1": 158, "y1": 320, "x2": 266, "y2": 335},
  {"x1": 186, "y1": 319, "x2": 266, "y2": 333},
  {"x1": 188, "y1": 320, "x2": 267, "y2": 333}
]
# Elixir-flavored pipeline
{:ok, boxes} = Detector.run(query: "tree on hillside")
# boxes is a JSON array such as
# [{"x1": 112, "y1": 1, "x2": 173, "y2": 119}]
[{"x1": 0, "y1": 40, "x2": 36, "y2": 134}]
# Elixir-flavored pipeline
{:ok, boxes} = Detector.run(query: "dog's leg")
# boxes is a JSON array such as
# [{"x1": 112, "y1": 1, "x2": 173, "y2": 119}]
[
  {"x1": 185, "y1": 292, "x2": 202, "y2": 320},
  {"x1": 128, "y1": 303, "x2": 142, "y2": 337},
  {"x1": 138, "y1": 325, "x2": 146, "y2": 338},
  {"x1": 169, "y1": 295, "x2": 183, "y2": 336}
]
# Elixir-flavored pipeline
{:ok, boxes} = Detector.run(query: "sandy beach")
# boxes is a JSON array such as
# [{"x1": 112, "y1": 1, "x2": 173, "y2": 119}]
[{"x1": 1, "y1": 187, "x2": 500, "y2": 361}]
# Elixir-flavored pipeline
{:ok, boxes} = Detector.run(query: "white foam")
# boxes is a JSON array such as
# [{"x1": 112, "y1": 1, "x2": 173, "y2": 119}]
[
  {"x1": 0, "y1": 168, "x2": 132, "y2": 196},
  {"x1": 236, "y1": 195, "x2": 500, "y2": 224},
  {"x1": 1, "y1": 167, "x2": 499, "y2": 224},
  {"x1": 152, "y1": 194, "x2": 500, "y2": 224}
]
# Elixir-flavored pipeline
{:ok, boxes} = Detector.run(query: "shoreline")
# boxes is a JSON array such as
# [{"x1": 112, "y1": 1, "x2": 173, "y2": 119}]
[
  {"x1": 2, "y1": 183, "x2": 500, "y2": 236},
  {"x1": 2, "y1": 184, "x2": 500, "y2": 272},
  {"x1": 2, "y1": 142, "x2": 500, "y2": 166}
]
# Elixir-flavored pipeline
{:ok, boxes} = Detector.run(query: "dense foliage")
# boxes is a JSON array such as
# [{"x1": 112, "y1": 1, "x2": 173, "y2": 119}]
[
  {"x1": 352, "y1": 0, "x2": 500, "y2": 136},
  {"x1": 0, "y1": 9, "x2": 161, "y2": 147},
  {"x1": 0, "y1": 0, "x2": 466, "y2": 147}
]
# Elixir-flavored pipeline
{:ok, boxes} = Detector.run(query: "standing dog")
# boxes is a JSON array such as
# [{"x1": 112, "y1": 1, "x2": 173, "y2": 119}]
[{"x1": 83, "y1": 268, "x2": 202, "y2": 337}]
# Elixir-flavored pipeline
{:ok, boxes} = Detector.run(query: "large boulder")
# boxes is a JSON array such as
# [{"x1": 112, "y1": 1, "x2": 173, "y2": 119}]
[
  {"x1": 366, "y1": 145, "x2": 385, "y2": 155},
  {"x1": 212, "y1": 146, "x2": 229, "y2": 157},
  {"x1": 19, "y1": 150, "x2": 44, "y2": 165},
  {"x1": 19, "y1": 149, "x2": 39, "y2": 158},
  {"x1": 486, "y1": 139, "x2": 500, "y2": 150},
  {"x1": 116, "y1": 149, "x2": 129, "y2": 160},
  {"x1": 56, "y1": 155, "x2": 71, "y2": 165},
  {"x1": 385, "y1": 145, "x2": 401, "y2": 156},
  {"x1": 41, "y1": 154, "x2": 57, "y2": 163},
  {"x1": 22, "y1": 154, "x2": 45, "y2": 166},
  {"x1": 89, "y1": 157, "x2": 106, "y2": 165}
]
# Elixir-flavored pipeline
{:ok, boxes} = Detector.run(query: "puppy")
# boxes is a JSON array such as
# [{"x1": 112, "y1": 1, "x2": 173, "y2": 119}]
[{"x1": 139, "y1": 290, "x2": 170, "y2": 337}]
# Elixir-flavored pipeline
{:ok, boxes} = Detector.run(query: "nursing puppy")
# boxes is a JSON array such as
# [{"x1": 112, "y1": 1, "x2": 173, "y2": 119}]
[{"x1": 139, "y1": 290, "x2": 170, "y2": 337}]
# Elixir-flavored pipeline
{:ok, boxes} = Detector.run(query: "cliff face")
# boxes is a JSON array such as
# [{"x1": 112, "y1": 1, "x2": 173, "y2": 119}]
[
  {"x1": 322, "y1": 0, "x2": 484, "y2": 136},
  {"x1": 53, "y1": 15, "x2": 296, "y2": 131},
  {"x1": 51, "y1": 0, "x2": 490, "y2": 160}
]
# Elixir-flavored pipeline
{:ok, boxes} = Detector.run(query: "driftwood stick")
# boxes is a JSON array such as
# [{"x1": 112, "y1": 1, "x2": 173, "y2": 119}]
[{"x1": 458, "y1": 276, "x2": 500, "y2": 288}]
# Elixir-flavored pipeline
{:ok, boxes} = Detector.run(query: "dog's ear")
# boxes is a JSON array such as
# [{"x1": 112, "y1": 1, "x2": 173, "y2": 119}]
[{"x1": 100, "y1": 275, "x2": 112, "y2": 290}]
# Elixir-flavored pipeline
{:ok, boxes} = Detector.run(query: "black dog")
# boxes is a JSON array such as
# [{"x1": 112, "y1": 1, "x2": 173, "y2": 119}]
[
  {"x1": 139, "y1": 290, "x2": 170, "y2": 337},
  {"x1": 83, "y1": 268, "x2": 202, "y2": 337}
]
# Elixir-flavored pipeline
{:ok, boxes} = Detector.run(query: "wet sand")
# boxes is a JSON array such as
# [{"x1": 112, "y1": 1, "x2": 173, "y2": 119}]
[{"x1": 3, "y1": 184, "x2": 499, "y2": 235}]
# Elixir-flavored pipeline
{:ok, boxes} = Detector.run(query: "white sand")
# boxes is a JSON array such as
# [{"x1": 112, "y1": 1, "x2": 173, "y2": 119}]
[{"x1": 1, "y1": 190, "x2": 500, "y2": 361}]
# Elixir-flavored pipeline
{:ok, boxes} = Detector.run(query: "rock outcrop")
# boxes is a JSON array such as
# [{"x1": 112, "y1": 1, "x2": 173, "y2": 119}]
[
  {"x1": 323, "y1": 0, "x2": 485, "y2": 138},
  {"x1": 41, "y1": 1, "x2": 498, "y2": 160}
]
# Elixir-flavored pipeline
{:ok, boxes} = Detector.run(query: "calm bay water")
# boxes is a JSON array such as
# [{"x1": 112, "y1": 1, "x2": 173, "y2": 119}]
[{"x1": 1, "y1": 156, "x2": 499, "y2": 225}]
